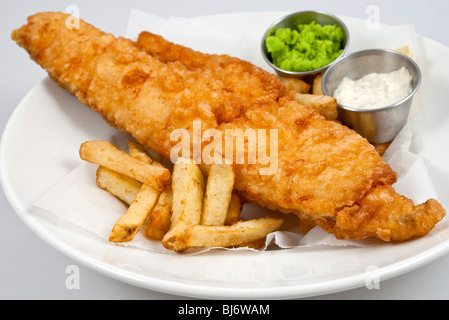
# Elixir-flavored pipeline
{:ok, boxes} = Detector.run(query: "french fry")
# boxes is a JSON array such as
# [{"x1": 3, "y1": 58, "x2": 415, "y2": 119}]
[
  {"x1": 127, "y1": 140, "x2": 154, "y2": 165},
  {"x1": 96, "y1": 166, "x2": 142, "y2": 206},
  {"x1": 312, "y1": 73, "x2": 324, "y2": 95},
  {"x1": 294, "y1": 93, "x2": 338, "y2": 121},
  {"x1": 181, "y1": 217, "x2": 283, "y2": 249},
  {"x1": 373, "y1": 142, "x2": 391, "y2": 157},
  {"x1": 395, "y1": 45, "x2": 413, "y2": 59},
  {"x1": 236, "y1": 238, "x2": 266, "y2": 250},
  {"x1": 145, "y1": 186, "x2": 173, "y2": 240},
  {"x1": 224, "y1": 193, "x2": 243, "y2": 226},
  {"x1": 89, "y1": 142, "x2": 281, "y2": 252},
  {"x1": 201, "y1": 163, "x2": 235, "y2": 226},
  {"x1": 109, "y1": 183, "x2": 160, "y2": 242},
  {"x1": 127, "y1": 140, "x2": 166, "y2": 167},
  {"x1": 80, "y1": 140, "x2": 170, "y2": 191},
  {"x1": 127, "y1": 140, "x2": 173, "y2": 240},
  {"x1": 162, "y1": 159, "x2": 205, "y2": 252},
  {"x1": 279, "y1": 76, "x2": 311, "y2": 94}
]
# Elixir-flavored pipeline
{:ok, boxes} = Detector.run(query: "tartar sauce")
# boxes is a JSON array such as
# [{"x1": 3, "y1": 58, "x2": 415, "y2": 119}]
[{"x1": 334, "y1": 67, "x2": 413, "y2": 109}]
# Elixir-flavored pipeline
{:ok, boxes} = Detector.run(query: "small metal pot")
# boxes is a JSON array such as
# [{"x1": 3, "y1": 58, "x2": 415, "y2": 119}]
[
  {"x1": 261, "y1": 10, "x2": 350, "y2": 79},
  {"x1": 322, "y1": 49, "x2": 422, "y2": 144}
]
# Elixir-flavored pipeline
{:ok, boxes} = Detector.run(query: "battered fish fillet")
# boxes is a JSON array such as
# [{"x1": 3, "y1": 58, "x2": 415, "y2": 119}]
[
  {"x1": 135, "y1": 31, "x2": 337, "y2": 120},
  {"x1": 12, "y1": 12, "x2": 446, "y2": 241},
  {"x1": 135, "y1": 31, "x2": 285, "y2": 107}
]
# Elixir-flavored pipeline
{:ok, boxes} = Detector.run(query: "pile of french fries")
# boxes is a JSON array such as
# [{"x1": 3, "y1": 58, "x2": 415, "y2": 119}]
[{"x1": 79, "y1": 140, "x2": 283, "y2": 252}]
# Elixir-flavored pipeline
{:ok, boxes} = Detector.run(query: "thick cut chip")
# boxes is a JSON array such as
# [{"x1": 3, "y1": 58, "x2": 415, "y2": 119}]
[
  {"x1": 109, "y1": 183, "x2": 160, "y2": 242},
  {"x1": 96, "y1": 166, "x2": 142, "y2": 206},
  {"x1": 80, "y1": 140, "x2": 170, "y2": 191},
  {"x1": 145, "y1": 186, "x2": 173, "y2": 240},
  {"x1": 201, "y1": 163, "x2": 235, "y2": 226},
  {"x1": 224, "y1": 193, "x2": 243, "y2": 226},
  {"x1": 181, "y1": 217, "x2": 283, "y2": 250},
  {"x1": 162, "y1": 159, "x2": 205, "y2": 251}
]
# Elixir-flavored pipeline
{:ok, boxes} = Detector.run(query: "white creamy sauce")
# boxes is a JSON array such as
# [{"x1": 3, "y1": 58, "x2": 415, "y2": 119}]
[{"x1": 334, "y1": 67, "x2": 413, "y2": 109}]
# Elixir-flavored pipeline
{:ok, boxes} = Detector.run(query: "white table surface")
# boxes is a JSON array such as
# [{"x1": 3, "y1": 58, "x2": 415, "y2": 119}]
[{"x1": 1, "y1": 0, "x2": 449, "y2": 300}]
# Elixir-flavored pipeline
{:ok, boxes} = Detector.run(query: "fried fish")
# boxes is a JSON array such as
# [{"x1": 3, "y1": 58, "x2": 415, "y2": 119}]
[
  {"x1": 135, "y1": 31, "x2": 338, "y2": 120},
  {"x1": 11, "y1": 12, "x2": 445, "y2": 241}
]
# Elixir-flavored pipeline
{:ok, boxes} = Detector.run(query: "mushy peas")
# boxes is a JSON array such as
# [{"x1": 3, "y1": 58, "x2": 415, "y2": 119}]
[{"x1": 265, "y1": 21, "x2": 345, "y2": 72}]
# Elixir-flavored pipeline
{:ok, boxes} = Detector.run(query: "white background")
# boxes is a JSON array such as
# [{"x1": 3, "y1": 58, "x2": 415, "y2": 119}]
[{"x1": 1, "y1": 0, "x2": 449, "y2": 300}]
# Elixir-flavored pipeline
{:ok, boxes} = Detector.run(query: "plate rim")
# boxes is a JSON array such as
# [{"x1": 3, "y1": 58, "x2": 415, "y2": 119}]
[{"x1": 2, "y1": 10, "x2": 449, "y2": 299}]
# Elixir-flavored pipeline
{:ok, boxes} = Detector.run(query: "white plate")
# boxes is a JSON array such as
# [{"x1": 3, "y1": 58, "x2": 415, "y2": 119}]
[{"x1": 2, "y1": 12, "x2": 449, "y2": 299}]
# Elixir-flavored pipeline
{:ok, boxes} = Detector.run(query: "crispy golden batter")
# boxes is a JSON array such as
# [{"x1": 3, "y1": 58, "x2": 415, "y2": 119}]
[
  {"x1": 135, "y1": 31, "x2": 285, "y2": 105},
  {"x1": 12, "y1": 12, "x2": 446, "y2": 242},
  {"x1": 136, "y1": 31, "x2": 338, "y2": 120},
  {"x1": 320, "y1": 185, "x2": 445, "y2": 241}
]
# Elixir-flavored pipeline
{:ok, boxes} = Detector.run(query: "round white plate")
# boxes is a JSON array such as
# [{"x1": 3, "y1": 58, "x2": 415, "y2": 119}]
[{"x1": 2, "y1": 12, "x2": 449, "y2": 299}]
